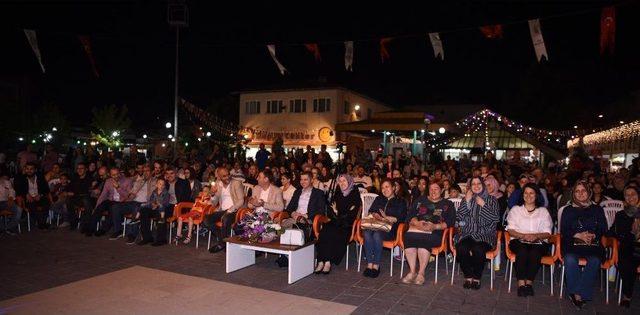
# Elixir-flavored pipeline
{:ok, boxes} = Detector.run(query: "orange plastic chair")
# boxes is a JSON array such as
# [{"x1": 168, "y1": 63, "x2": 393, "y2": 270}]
[
  {"x1": 272, "y1": 211, "x2": 289, "y2": 224},
  {"x1": 450, "y1": 229, "x2": 502, "y2": 290},
  {"x1": 559, "y1": 235, "x2": 618, "y2": 304},
  {"x1": 168, "y1": 202, "x2": 194, "y2": 241},
  {"x1": 313, "y1": 214, "x2": 330, "y2": 239},
  {"x1": 355, "y1": 221, "x2": 407, "y2": 276},
  {"x1": 504, "y1": 232, "x2": 560, "y2": 295}
]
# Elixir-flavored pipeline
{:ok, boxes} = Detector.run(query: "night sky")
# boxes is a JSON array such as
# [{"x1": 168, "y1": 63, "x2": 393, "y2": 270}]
[{"x1": 1, "y1": 1, "x2": 639, "y2": 132}]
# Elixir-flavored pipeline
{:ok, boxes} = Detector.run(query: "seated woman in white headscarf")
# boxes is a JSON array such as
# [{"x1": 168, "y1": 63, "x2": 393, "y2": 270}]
[{"x1": 314, "y1": 174, "x2": 362, "y2": 274}]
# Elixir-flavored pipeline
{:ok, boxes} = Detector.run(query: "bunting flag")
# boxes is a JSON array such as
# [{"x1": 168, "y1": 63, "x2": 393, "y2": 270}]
[
  {"x1": 380, "y1": 38, "x2": 392, "y2": 63},
  {"x1": 428, "y1": 32, "x2": 444, "y2": 60},
  {"x1": 78, "y1": 36, "x2": 100, "y2": 77},
  {"x1": 528, "y1": 19, "x2": 548, "y2": 62},
  {"x1": 600, "y1": 6, "x2": 616, "y2": 55},
  {"x1": 304, "y1": 43, "x2": 321, "y2": 62},
  {"x1": 344, "y1": 41, "x2": 353, "y2": 71},
  {"x1": 266, "y1": 44, "x2": 287, "y2": 75},
  {"x1": 23, "y1": 29, "x2": 45, "y2": 73},
  {"x1": 479, "y1": 25, "x2": 503, "y2": 39}
]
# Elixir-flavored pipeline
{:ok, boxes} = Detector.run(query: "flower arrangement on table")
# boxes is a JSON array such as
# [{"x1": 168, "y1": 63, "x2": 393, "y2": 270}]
[{"x1": 236, "y1": 211, "x2": 284, "y2": 243}]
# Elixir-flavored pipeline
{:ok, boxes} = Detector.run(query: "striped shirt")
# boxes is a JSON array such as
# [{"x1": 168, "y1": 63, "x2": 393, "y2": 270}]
[{"x1": 455, "y1": 195, "x2": 500, "y2": 246}]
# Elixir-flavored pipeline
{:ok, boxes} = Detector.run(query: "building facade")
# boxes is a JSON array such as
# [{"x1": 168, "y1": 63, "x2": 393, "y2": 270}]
[{"x1": 238, "y1": 87, "x2": 391, "y2": 152}]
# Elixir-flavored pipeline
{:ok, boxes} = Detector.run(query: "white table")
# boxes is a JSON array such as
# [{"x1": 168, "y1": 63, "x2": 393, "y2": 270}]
[{"x1": 225, "y1": 236, "x2": 315, "y2": 284}]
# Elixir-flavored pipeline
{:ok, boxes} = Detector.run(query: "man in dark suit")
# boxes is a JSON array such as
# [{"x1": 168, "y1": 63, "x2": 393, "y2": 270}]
[
  {"x1": 14, "y1": 162, "x2": 51, "y2": 229},
  {"x1": 285, "y1": 171, "x2": 326, "y2": 227},
  {"x1": 142, "y1": 166, "x2": 191, "y2": 246}
]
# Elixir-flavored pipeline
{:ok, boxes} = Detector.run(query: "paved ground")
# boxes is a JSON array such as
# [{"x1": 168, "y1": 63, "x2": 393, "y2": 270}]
[{"x1": 1, "y1": 228, "x2": 637, "y2": 314}]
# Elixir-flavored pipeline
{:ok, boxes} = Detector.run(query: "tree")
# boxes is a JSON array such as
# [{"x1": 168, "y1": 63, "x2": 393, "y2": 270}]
[{"x1": 90, "y1": 104, "x2": 132, "y2": 148}]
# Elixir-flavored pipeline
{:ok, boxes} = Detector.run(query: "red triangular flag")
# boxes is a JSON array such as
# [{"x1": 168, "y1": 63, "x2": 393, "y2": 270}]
[
  {"x1": 304, "y1": 43, "x2": 321, "y2": 62},
  {"x1": 479, "y1": 25, "x2": 503, "y2": 39},
  {"x1": 380, "y1": 38, "x2": 392, "y2": 63},
  {"x1": 600, "y1": 6, "x2": 616, "y2": 55},
  {"x1": 78, "y1": 36, "x2": 99, "y2": 77}
]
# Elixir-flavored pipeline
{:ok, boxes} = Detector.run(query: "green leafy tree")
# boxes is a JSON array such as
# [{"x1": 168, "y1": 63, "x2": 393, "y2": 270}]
[{"x1": 90, "y1": 104, "x2": 132, "y2": 148}]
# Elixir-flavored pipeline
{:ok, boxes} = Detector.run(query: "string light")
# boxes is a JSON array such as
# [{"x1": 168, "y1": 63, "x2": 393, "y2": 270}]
[{"x1": 568, "y1": 120, "x2": 640, "y2": 148}]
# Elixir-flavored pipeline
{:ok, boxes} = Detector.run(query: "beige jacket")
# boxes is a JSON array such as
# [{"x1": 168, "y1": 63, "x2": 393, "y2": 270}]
[
  {"x1": 248, "y1": 183, "x2": 284, "y2": 213},
  {"x1": 211, "y1": 179, "x2": 245, "y2": 212}
]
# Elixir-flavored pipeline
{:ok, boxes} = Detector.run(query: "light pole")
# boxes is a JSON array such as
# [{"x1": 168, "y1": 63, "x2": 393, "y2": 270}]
[{"x1": 168, "y1": 0, "x2": 188, "y2": 160}]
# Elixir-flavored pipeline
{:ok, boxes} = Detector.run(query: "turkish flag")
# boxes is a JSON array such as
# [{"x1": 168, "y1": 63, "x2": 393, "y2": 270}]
[
  {"x1": 600, "y1": 6, "x2": 616, "y2": 55},
  {"x1": 479, "y1": 25, "x2": 503, "y2": 39},
  {"x1": 304, "y1": 43, "x2": 321, "y2": 62}
]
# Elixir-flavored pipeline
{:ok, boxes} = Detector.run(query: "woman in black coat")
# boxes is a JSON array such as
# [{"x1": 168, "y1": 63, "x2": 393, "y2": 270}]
[
  {"x1": 609, "y1": 185, "x2": 640, "y2": 308},
  {"x1": 315, "y1": 174, "x2": 362, "y2": 274}
]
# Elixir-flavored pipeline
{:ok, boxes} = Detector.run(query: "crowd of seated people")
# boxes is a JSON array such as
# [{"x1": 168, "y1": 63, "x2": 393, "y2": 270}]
[{"x1": 1, "y1": 142, "x2": 640, "y2": 309}]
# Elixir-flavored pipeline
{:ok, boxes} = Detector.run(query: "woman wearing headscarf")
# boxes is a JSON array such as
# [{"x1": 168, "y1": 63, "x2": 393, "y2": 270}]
[
  {"x1": 560, "y1": 180, "x2": 607, "y2": 310},
  {"x1": 455, "y1": 176, "x2": 500, "y2": 290},
  {"x1": 609, "y1": 185, "x2": 640, "y2": 308},
  {"x1": 485, "y1": 175, "x2": 507, "y2": 230},
  {"x1": 314, "y1": 174, "x2": 362, "y2": 274}
]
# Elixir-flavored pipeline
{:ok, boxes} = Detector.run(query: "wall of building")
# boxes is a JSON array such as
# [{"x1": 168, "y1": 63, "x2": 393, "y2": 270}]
[{"x1": 238, "y1": 88, "x2": 390, "y2": 148}]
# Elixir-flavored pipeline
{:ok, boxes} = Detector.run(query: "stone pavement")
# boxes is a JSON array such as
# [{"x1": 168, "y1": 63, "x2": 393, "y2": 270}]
[{"x1": 0, "y1": 228, "x2": 636, "y2": 314}]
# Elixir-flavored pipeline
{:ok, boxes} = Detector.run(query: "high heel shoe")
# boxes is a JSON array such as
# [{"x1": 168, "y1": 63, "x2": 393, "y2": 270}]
[
  {"x1": 314, "y1": 262, "x2": 325, "y2": 274},
  {"x1": 322, "y1": 262, "x2": 331, "y2": 275}
]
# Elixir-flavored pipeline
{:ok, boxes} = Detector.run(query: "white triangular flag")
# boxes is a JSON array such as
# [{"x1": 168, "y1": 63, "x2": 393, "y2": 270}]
[
  {"x1": 24, "y1": 29, "x2": 45, "y2": 73},
  {"x1": 528, "y1": 19, "x2": 548, "y2": 62},
  {"x1": 428, "y1": 32, "x2": 444, "y2": 60},
  {"x1": 344, "y1": 41, "x2": 354, "y2": 71},
  {"x1": 266, "y1": 44, "x2": 287, "y2": 75}
]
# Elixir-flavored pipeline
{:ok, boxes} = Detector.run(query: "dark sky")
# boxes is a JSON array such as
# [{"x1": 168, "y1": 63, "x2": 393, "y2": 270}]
[{"x1": 1, "y1": 0, "x2": 639, "y2": 131}]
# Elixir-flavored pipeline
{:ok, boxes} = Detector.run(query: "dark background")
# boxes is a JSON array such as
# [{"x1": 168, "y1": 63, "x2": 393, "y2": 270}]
[{"x1": 0, "y1": 0, "x2": 639, "y2": 132}]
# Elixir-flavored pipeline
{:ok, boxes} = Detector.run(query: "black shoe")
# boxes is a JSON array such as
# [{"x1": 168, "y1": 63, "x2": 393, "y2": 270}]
[
  {"x1": 569, "y1": 294, "x2": 584, "y2": 310},
  {"x1": 471, "y1": 281, "x2": 481, "y2": 290},
  {"x1": 463, "y1": 280, "x2": 472, "y2": 289},
  {"x1": 137, "y1": 238, "x2": 154, "y2": 246},
  {"x1": 84, "y1": 230, "x2": 94, "y2": 237},
  {"x1": 5, "y1": 229, "x2": 17, "y2": 236},
  {"x1": 370, "y1": 268, "x2": 380, "y2": 278},
  {"x1": 363, "y1": 268, "x2": 372, "y2": 277},
  {"x1": 109, "y1": 232, "x2": 123, "y2": 240},
  {"x1": 517, "y1": 286, "x2": 525, "y2": 297},
  {"x1": 126, "y1": 235, "x2": 137, "y2": 245},
  {"x1": 209, "y1": 244, "x2": 225, "y2": 253},
  {"x1": 151, "y1": 240, "x2": 167, "y2": 247},
  {"x1": 94, "y1": 229, "x2": 107, "y2": 237},
  {"x1": 620, "y1": 299, "x2": 631, "y2": 308},
  {"x1": 525, "y1": 285, "x2": 534, "y2": 296},
  {"x1": 275, "y1": 255, "x2": 288, "y2": 267}
]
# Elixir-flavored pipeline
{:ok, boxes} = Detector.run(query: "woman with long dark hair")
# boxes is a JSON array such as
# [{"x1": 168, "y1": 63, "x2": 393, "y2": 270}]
[
  {"x1": 506, "y1": 183, "x2": 553, "y2": 297},
  {"x1": 455, "y1": 176, "x2": 500, "y2": 289}
]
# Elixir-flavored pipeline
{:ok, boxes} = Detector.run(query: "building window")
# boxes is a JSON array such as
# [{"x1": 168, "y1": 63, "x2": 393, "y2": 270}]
[
  {"x1": 266, "y1": 100, "x2": 284, "y2": 114},
  {"x1": 245, "y1": 101, "x2": 260, "y2": 114},
  {"x1": 344, "y1": 101, "x2": 350, "y2": 114},
  {"x1": 289, "y1": 99, "x2": 307, "y2": 113},
  {"x1": 313, "y1": 98, "x2": 331, "y2": 112}
]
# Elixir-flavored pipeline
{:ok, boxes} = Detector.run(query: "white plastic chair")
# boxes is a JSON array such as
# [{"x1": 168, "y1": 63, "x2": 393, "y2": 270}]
[
  {"x1": 601, "y1": 199, "x2": 624, "y2": 209},
  {"x1": 448, "y1": 198, "x2": 462, "y2": 210},
  {"x1": 457, "y1": 183, "x2": 467, "y2": 194},
  {"x1": 360, "y1": 193, "x2": 378, "y2": 218},
  {"x1": 242, "y1": 183, "x2": 254, "y2": 197}
]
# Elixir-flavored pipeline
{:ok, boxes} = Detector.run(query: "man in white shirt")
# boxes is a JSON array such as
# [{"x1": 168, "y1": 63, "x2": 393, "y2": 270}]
[
  {"x1": 0, "y1": 177, "x2": 22, "y2": 235},
  {"x1": 115, "y1": 163, "x2": 156, "y2": 244},
  {"x1": 353, "y1": 166, "x2": 372, "y2": 190},
  {"x1": 207, "y1": 167, "x2": 244, "y2": 253},
  {"x1": 248, "y1": 169, "x2": 284, "y2": 216}
]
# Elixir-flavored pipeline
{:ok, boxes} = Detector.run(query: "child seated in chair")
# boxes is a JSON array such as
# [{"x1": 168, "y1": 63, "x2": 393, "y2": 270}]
[
  {"x1": 174, "y1": 186, "x2": 211, "y2": 245},
  {"x1": 131, "y1": 179, "x2": 169, "y2": 224}
]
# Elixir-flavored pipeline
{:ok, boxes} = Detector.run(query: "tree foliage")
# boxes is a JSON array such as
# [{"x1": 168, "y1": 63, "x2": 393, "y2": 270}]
[{"x1": 90, "y1": 104, "x2": 132, "y2": 147}]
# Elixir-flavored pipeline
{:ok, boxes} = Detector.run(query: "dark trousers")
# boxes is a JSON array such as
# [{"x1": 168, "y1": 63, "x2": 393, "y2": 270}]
[
  {"x1": 84, "y1": 200, "x2": 118, "y2": 233},
  {"x1": 25, "y1": 198, "x2": 50, "y2": 226},
  {"x1": 509, "y1": 240, "x2": 549, "y2": 281},
  {"x1": 456, "y1": 237, "x2": 492, "y2": 279},
  {"x1": 316, "y1": 222, "x2": 350, "y2": 265},
  {"x1": 139, "y1": 205, "x2": 173, "y2": 242},
  {"x1": 67, "y1": 195, "x2": 93, "y2": 227},
  {"x1": 111, "y1": 201, "x2": 141, "y2": 234},
  {"x1": 206, "y1": 210, "x2": 235, "y2": 242},
  {"x1": 618, "y1": 252, "x2": 640, "y2": 298}
]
